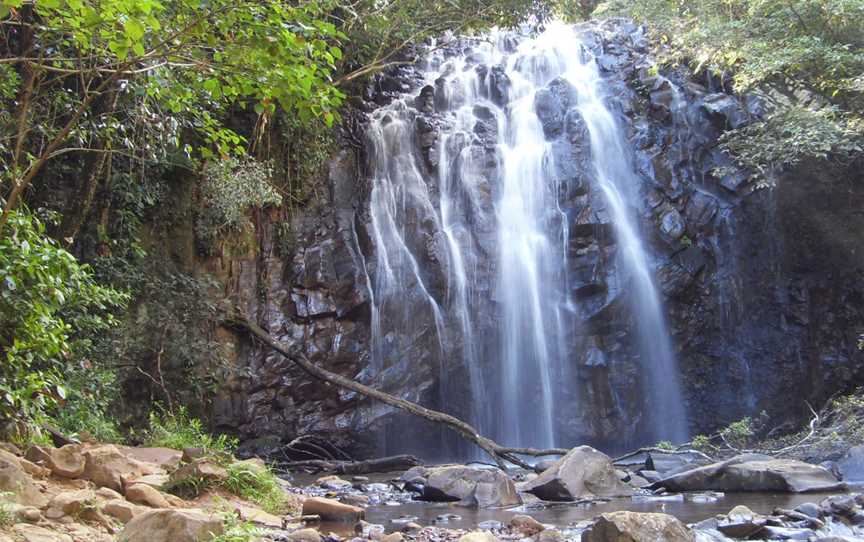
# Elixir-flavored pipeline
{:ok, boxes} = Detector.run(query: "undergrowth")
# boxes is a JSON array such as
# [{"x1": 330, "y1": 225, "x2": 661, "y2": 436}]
[
  {"x1": 143, "y1": 407, "x2": 237, "y2": 453},
  {"x1": 223, "y1": 461, "x2": 296, "y2": 515}
]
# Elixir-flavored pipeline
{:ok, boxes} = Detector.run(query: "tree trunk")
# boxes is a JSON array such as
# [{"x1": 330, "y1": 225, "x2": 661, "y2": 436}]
[{"x1": 226, "y1": 315, "x2": 568, "y2": 470}]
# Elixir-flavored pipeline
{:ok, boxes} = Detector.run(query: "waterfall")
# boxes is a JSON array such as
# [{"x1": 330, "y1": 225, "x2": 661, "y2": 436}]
[{"x1": 365, "y1": 21, "x2": 688, "y2": 456}]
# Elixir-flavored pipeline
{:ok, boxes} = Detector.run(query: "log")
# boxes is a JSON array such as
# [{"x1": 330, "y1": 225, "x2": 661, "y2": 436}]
[
  {"x1": 277, "y1": 454, "x2": 422, "y2": 474},
  {"x1": 227, "y1": 315, "x2": 565, "y2": 470}
]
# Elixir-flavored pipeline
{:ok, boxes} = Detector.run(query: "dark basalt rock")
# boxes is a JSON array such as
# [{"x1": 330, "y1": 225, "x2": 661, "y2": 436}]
[{"x1": 207, "y1": 19, "x2": 864, "y2": 460}]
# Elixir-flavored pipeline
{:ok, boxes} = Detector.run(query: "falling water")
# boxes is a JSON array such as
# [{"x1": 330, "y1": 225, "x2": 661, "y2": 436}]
[{"x1": 365, "y1": 21, "x2": 688, "y2": 455}]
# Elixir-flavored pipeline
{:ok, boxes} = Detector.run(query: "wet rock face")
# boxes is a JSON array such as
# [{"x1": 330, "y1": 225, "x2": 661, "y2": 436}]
[{"x1": 212, "y1": 19, "x2": 864, "y2": 458}]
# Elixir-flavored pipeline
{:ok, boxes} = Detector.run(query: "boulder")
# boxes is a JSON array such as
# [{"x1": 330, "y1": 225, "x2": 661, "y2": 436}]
[
  {"x1": 127, "y1": 473, "x2": 170, "y2": 490},
  {"x1": 422, "y1": 466, "x2": 520, "y2": 508},
  {"x1": 837, "y1": 446, "x2": 864, "y2": 482},
  {"x1": 655, "y1": 454, "x2": 845, "y2": 493},
  {"x1": 5, "y1": 503, "x2": 41, "y2": 523},
  {"x1": 82, "y1": 444, "x2": 149, "y2": 491},
  {"x1": 95, "y1": 487, "x2": 123, "y2": 500},
  {"x1": 169, "y1": 458, "x2": 228, "y2": 487},
  {"x1": 125, "y1": 482, "x2": 173, "y2": 508},
  {"x1": 18, "y1": 457, "x2": 49, "y2": 479},
  {"x1": 45, "y1": 444, "x2": 86, "y2": 478},
  {"x1": 118, "y1": 509, "x2": 224, "y2": 542},
  {"x1": 581, "y1": 511, "x2": 694, "y2": 542},
  {"x1": 519, "y1": 446, "x2": 633, "y2": 501},
  {"x1": 11, "y1": 524, "x2": 73, "y2": 542},
  {"x1": 302, "y1": 496, "x2": 365, "y2": 522},
  {"x1": 0, "y1": 443, "x2": 21, "y2": 456},
  {"x1": 510, "y1": 514, "x2": 545, "y2": 535},
  {"x1": 0, "y1": 450, "x2": 47, "y2": 507},
  {"x1": 44, "y1": 489, "x2": 96, "y2": 518}
]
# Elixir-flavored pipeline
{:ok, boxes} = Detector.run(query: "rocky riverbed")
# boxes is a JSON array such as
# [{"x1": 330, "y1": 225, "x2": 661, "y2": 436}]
[{"x1": 3, "y1": 440, "x2": 864, "y2": 541}]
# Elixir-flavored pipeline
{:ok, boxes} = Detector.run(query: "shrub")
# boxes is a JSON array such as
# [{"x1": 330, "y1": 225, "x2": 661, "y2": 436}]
[
  {"x1": 211, "y1": 510, "x2": 266, "y2": 542},
  {"x1": 721, "y1": 417, "x2": 754, "y2": 449},
  {"x1": 196, "y1": 157, "x2": 282, "y2": 250},
  {"x1": 223, "y1": 461, "x2": 297, "y2": 515},
  {"x1": 143, "y1": 407, "x2": 237, "y2": 453},
  {"x1": 0, "y1": 209, "x2": 127, "y2": 434}
]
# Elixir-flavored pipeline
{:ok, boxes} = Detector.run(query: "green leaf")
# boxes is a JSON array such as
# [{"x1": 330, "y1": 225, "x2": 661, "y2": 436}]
[{"x1": 124, "y1": 19, "x2": 146, "y2": 41}]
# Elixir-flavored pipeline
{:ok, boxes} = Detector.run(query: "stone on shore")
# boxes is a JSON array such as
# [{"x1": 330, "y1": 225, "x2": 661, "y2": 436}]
[
  {"x1": 520, "y1": 446, "x2": 633, "y2": 501},
  {"x1": 421, "y1": 465, "x2": 521, "y2": 508},
  {"x1": 118, "y1": 509, "x2": 224, "y2": 542},
  {"x1": 581, "y1": 511, "x2": 694, "y2": 542}
]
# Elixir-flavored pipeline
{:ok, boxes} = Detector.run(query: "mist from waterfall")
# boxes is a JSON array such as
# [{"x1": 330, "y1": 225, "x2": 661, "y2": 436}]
[{"x1": 365, "y1": 21, "x2": 688, "y2": 455}]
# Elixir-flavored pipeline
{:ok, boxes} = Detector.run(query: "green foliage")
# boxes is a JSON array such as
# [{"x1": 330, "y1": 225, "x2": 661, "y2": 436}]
[
  {"x1": 51, "y1": 368, "x2": 122, "y2": 443},
  {"x1": 0, "y1": 208, "x2": 127, "y2": 430},
  {"x1": 690, "y1": 434, "x2": 714, "y2": 452},
  {"x1": 143, "y1": 407, "x2": 237, "y2": 452},
  {"x1": 598, "y1": 0, "x2": 864, "y2": 182},
  {"x1": 211, "y1": 511, "x2": 266, "y2": 542},
  {"x1": 196, "y1": 157, "x2": 281, "y2": 247},
  {"x1": 718, "y1": 106, "x2": 863, "y2": 187},
  {"x1": 223, "y1": 461, "x2": 295, "y2": 515},
  {"x1": 0, "y1": 492, "x2": 12, "y2": 528},
  {"x1": 721, "y1": 416, "x2": 754, "y2": 449},
  {"x1": 654, "y1": 440, "x2": 674, "y2": 450}
]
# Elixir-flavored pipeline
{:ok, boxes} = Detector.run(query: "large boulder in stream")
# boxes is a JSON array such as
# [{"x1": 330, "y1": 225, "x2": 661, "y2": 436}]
[
  {"x1": 519, "y1": 446, "x2": 633, "y2": 501},
  {"x1": 411, "y1": 465, "x2": 521, "y2": 508},
  {"x1": 581, "y1": 511, "x2": 694, "y2": 542},
  {"x1": 655, "y1": 454, "x2": 845, "y2": 493}
]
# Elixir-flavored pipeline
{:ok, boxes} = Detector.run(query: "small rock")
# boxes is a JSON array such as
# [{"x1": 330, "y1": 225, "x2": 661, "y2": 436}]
[
  {"x1": 354, "y1": 520, "x2": 385, "y2": 538},
  {"x1": 458, "y1": 532, "x2": 499, "y2": 542},
  {"x1": 123, "y1": 446, "x2": 183, "y2": 470},
  {"x1": 95, "y1": 487, "x2": 123, "y2": 500},
  {"x1": 45, "y1": 489, "x2": 96, "y2": 518},
  {"x1": 118, "y1": 509, "x2": 224, "y2": 542},
  {"x1": 289, "y1": 528, "x2": 323, "y2": 542},
  {"x1": 509, "y1": 514, "x2": 544, "y2": 535},
  {"x1": 478, "y1": 520, "x2": 503, "y2": 530},
  {"x1": 181, "y1": 447, "x2": 206, "y2": 463},
  {"x1": 303, "y1": 497, "x2": 365, "y2": 522},
  {"x1": 127, "y1": 473, "x2": 170, "y2": 490},
  {"x1": 794, "y1": 502, "x2": 822, "y2": 519},
  {"x1": 102, "y1": 499, "x2": 148, "y2": 523},
  {"x1": 380, "y1": 533, "x2": 404, "y2": 542},
  {"x1": 402, "y1": 523, "x2": 422, "y2": 532},
  {"x1": 125, "y1": 482, "x2": 173, "y2": 508},
  {"x1": 536, "y1": 529, "x2": 564, "y2": 542},
  {"x1": 317, "y1": 475, "x2": 353, "y2": 490},
  {"x1": 352, "y1": 476, "x2": 370, "y2": 483},
  {"x1": 23, "y1": 445, "x2": 51, "y2": 464}
]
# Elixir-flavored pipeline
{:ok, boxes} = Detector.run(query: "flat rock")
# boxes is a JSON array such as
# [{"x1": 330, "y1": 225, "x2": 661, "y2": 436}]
[
  {"x1": 12, "y1": 524, "x2": 73, "y2": 542},
  {"x1": 422, "y1": 465, "x2": 521, "y2": 508},
  {"x1": 656, "y1": 454, "x2": 845, "y2": 493},
  {"x1": 118, "y1": 509, "x2": 224, "y2": 542},
  {"x1": 302, "y1": 496, "x2": 365, "y2": 522},
  {"x1": 581, "y1": 511, "x2": 694, "y2": 542},
  {"x1": 45, "y1": 489, "x2": 96, "y2": 518},
  {"x1": 519, "y1": 446, "x2": 633, "y2": 501},
  {"x1": 121, "y1": 446, "x2": 183, "y2": 470}
]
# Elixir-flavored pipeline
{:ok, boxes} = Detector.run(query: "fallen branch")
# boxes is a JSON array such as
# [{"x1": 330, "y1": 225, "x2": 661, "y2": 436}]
[
  {"x1": 226, "y1": 315, "x2": 564, "y2": 470},
  {"x1": 277, "y1": 454, "x2": 422, "y2": 474}
]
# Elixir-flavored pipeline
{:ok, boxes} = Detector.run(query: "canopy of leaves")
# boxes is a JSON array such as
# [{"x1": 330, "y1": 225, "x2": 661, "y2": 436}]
[{"x1": 597, "y1": 0, "x2": 864, "y2": 182}]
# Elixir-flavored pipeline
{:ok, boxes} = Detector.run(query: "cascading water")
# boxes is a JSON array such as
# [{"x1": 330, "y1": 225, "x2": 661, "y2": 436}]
[{"x1": 365, "y1": 21, "x2": 688, "y2": 456}]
